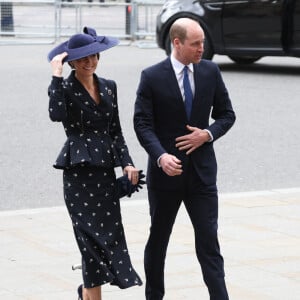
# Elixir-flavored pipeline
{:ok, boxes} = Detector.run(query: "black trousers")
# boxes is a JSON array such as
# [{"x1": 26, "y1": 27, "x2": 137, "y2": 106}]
[{"x1": 144, "y1": 164, "x2": 229, "y2": 300}]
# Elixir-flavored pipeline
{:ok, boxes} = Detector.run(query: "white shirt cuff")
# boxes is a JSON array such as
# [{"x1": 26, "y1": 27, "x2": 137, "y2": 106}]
[{"x1": 204, "y1": 129, "x2": 213, "y2": 142}]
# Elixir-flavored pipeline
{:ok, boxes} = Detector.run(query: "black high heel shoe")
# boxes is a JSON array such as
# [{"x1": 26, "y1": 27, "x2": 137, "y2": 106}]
[{"x1": 77, "y1": 284, "x2": 83, "y2": 300}]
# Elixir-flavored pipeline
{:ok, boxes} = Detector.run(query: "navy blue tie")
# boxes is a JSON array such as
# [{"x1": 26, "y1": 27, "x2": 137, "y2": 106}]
[{"x1": 183, "y1": 66, "x2": 193, "y2": 119}]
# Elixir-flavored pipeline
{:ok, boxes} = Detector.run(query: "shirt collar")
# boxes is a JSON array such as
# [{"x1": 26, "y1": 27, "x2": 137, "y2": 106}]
[{"x1": 170, "y1": 54, "x2": 194, "y2": 74}]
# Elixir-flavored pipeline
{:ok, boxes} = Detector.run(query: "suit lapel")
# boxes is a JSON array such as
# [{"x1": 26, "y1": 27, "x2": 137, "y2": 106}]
[
  {"x1": 163, "y1": 58, "x2": 187, "y2": 112},
  {"x1": 165, "y1": 58, "x2": 183, "y2": 99},
  {"x1": 190, "y1": 62, "x2": 206, "y2": 121}
]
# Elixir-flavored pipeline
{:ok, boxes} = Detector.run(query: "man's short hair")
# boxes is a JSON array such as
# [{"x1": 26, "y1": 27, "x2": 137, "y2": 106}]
[{"x1": 169, "y1": 21, "x2": 187, "y2": 44}]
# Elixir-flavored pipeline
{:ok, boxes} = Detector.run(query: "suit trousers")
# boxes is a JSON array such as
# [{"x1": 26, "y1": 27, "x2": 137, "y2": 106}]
[{"x1": 144, "y1": 163, "x2": 229, "y2": 300}]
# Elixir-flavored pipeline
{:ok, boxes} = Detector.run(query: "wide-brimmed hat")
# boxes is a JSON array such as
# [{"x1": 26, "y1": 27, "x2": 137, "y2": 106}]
[{"x1": 47, "y1": 27, "x2": 119, "y2": 63}]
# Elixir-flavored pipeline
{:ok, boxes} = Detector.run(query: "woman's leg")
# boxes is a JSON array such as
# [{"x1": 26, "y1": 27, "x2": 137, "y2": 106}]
[{"x1": 83, "y1": 286, "x2": 102, "y2": 300}]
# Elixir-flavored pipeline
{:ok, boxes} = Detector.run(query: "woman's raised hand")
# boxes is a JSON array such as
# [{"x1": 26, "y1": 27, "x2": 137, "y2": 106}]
[{"x1": 50, "y1": 52, "x2": 68, "y2": 77}]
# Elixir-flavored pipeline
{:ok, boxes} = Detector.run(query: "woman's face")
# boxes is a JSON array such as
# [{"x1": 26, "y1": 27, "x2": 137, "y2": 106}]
[{"x1": 71, "y1": 53, "x2": 99, "y2": 76}]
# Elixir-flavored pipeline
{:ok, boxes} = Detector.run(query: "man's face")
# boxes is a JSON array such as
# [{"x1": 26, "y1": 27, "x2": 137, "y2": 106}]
[{"x1": 175, "y1": 25, "x2": 205, "y2": 65}]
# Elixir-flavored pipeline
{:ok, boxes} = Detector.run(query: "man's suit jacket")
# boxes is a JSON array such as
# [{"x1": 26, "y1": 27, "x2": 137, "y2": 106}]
[{"x1": 134, "y1": 58, "x2": 236, "y2": 190}]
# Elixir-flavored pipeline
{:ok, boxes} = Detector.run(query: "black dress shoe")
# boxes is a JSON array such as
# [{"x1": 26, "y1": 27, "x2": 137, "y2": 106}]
[{"x1": 77, "y1": 284, "x2": 83, "y2": 300}]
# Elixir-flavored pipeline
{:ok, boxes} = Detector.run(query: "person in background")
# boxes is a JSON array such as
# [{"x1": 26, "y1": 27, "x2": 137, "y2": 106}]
[
  {"x1": 47, "y1": 27, "x2": 143, "y2": 300},
  {"x1": 134, "y1": 18, "x2": 236, "y2": 300}
]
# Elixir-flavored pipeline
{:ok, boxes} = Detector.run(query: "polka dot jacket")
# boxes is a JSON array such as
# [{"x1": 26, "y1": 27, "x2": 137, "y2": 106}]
[{"x1": 48, "y1": 71, "x2": 134, "y2": 170}]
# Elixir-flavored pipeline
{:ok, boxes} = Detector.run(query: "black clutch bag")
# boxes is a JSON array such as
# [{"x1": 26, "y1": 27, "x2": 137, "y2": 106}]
[{"x1": 116, "y1": 170, "x2": 146, "y2": 198}]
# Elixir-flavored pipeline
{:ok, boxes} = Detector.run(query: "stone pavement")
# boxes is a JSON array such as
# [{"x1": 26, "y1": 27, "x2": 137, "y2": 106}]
[{"x1": 0, "y1": 188, "x2": 299, "y2": 300}]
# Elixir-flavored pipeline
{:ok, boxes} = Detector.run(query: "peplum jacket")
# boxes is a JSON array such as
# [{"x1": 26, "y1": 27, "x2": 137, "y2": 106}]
[{"x1": 48, "y1": 71, "x2": 133, "y2": 170}]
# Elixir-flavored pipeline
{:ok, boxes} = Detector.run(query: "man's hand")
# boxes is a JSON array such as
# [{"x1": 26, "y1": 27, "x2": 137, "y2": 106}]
[
  {"x1": 159, "y1": 153, "x2": 183, "y2": 176},
  {"x1": 175, "y1": 125, "x2": 210, "y2": 155}
]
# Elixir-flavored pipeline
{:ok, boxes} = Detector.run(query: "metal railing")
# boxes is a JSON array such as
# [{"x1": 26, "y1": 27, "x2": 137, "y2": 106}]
[{"x1": 0, "y1": 0, "x2": 164, "y2": 45}]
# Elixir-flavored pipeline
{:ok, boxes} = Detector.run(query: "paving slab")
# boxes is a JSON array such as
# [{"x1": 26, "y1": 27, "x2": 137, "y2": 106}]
[{"x1": 0, "y1": 189, "x2": 299, "y2": 299}]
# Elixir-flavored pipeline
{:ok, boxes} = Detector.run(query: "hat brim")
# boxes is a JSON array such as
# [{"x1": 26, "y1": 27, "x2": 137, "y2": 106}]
[{"x1": 47, "y1": 36, "x2": 119, "y2": 63}]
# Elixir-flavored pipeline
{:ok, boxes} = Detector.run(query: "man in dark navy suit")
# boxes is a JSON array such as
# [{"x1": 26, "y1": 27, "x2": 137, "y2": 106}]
[{"x1": 134, "y1": 18, "x2": 236, "y2": 300}]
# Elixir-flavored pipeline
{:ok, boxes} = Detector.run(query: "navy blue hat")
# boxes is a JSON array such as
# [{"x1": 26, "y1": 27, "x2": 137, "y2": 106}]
[{"x1": 47, "y1": 27, "x2": 119, "y2": 62}]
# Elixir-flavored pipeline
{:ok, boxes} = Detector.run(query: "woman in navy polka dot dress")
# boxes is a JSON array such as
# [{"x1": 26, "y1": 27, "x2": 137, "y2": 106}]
[{"x1": 47, "y1": 27, "x2": 143, "y2": 300}]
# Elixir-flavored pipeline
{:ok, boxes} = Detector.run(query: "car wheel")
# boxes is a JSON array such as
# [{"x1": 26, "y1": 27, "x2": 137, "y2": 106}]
[
  {"x1": 202, "y1": 35, "x2": 214, "y2": 60},
  {"x1": 229, "y1": 56, "x2": 261, "y2": 64},
  {"x1": 164, "y1": 34, "x2": 172, "y2": 56},
  {"x1": 164, "y1": 29, "x2": 214, "y2": 60}
]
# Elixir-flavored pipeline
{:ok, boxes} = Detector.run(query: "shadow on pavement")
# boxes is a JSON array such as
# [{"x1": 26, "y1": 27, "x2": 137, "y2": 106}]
[{"x1": 218, "y1": 61, "x2": 300, "y2": 75}]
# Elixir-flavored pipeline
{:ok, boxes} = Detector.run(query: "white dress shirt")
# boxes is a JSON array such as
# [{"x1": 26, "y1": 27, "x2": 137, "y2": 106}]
[{"x1": 170, "y1": 54, "x2": 195, "y2": 101}]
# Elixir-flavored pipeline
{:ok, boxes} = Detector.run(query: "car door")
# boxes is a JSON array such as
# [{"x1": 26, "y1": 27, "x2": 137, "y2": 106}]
[{"x1": 222, "y1": 0, "x2": 284, "y2": 54}]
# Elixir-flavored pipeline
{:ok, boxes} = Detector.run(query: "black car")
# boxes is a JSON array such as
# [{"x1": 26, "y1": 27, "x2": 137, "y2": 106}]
[{"x1": 156, "y1": 0, "x2": 300, "y2": 64}]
